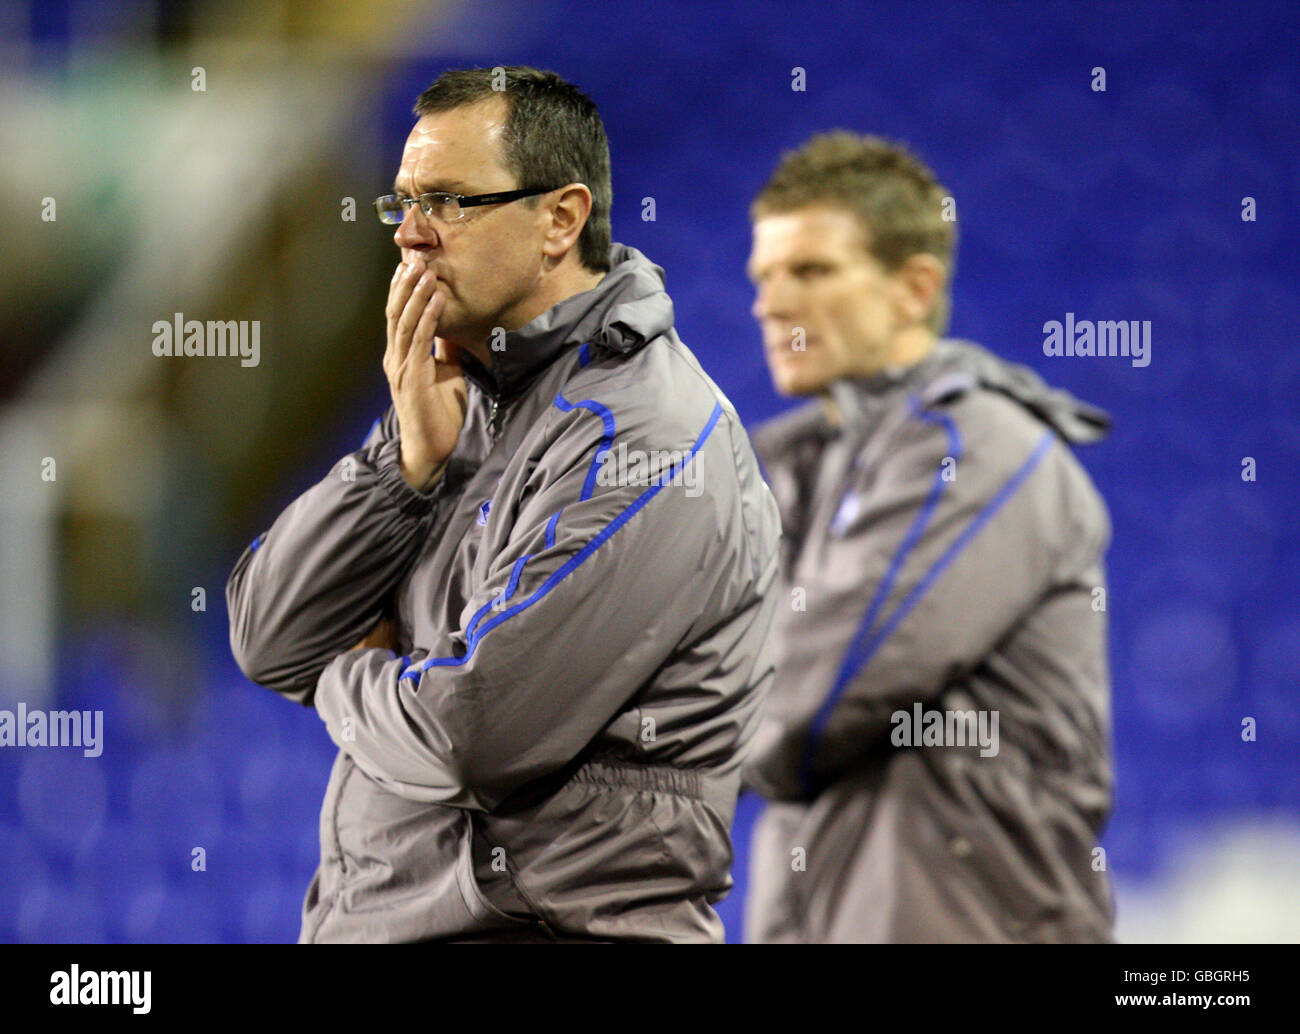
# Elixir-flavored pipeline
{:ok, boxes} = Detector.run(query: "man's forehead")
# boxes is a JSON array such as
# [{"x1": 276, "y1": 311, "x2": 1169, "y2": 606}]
[
  {"x1": 395, "y1": 98, "x2": 510, "y2": 190},
  {"x1": 750, "y1": 206, "x2": 870, "y2": 262}
]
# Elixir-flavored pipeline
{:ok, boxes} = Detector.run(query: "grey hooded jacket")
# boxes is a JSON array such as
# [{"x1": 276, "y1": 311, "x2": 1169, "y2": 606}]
[
  {"x1": 742, "y1": 339, "x2": 1114, "y2": 943},
  {"x1": 227, "y1": 244, "x2": 782, "y2": 943}
]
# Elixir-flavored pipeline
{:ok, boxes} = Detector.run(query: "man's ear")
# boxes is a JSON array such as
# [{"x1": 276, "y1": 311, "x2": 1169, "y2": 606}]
[
  {"x1": 541, "y1": 183, "x2": 593, "y2": 262},
  {"x1": 893, "y1": 253, "x2": 946, "y2": 327}
]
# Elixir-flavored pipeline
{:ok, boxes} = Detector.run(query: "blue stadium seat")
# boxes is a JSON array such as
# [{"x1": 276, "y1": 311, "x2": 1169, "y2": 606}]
[{"x1": 17, "y1": 751, "x2": 109, "y2": 853}]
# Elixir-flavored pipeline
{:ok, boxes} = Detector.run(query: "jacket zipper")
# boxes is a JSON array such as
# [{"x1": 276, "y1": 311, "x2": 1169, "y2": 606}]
[
  {"x1": 502, "y1": 856, "x2": 558, "y2": 939},
  {"x1": 489, "y1": 395, "x2": 512, "y2": 441}
]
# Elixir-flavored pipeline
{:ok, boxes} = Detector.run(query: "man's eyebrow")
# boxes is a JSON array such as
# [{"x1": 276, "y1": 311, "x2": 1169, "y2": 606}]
[{"x1": 392, "y1": 177, "x2": 472, "y2": 196}]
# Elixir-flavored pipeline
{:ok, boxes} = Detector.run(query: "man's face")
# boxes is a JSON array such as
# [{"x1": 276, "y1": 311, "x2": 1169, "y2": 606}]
[
  {"x1": 747, "y1": 206, "x2": 907, "y2": 396},
  {"x1": 392, "y1": 97, "x2": 549, "y2": 348}
]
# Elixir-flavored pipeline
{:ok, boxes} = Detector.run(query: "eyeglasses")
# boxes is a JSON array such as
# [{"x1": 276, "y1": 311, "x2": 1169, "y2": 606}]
[{"x1": 374, "y1": 186, "x2": 561, "y2": 226}]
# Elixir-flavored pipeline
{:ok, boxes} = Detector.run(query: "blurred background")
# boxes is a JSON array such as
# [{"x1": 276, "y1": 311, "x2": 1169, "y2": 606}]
[{"x1": 0, "y1": 0, "x2": 1297, "y2": 943}]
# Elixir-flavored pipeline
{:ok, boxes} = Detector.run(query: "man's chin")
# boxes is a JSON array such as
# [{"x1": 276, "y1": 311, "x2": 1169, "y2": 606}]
[{"x1": 771, "y1": 369, "x2": 832, "y2": 398}]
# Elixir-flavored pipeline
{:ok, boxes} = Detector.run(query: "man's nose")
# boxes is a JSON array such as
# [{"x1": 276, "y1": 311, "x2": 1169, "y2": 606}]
[
  {"x1": 753, "y1": 275, "x2": 796, "y2": 323},
  {"x1": 394, "y1": 205, "x2": 439, "y2": 252}
]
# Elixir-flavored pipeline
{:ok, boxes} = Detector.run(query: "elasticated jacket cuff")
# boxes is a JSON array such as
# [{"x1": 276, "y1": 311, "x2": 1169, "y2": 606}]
[{"x1": 373, "y1": 436, "x2": 444, "y2": 519}]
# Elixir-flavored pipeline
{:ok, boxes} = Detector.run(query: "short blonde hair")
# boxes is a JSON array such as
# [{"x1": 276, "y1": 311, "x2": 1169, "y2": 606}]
[{"x1": 751, "y1": 131, "x2": 956, "y2": 334}]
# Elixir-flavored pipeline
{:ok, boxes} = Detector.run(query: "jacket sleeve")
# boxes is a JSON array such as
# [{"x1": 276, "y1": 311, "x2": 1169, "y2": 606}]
[
  {"x1": 312, "y1": 403, "x2": 734, "y2": 812},
  {"x1": 744, "y1": 392, "x2": 1100, "y2": 801},
  {"x1": 225, "y1": 408, "x2": 446, "y2": 703}
]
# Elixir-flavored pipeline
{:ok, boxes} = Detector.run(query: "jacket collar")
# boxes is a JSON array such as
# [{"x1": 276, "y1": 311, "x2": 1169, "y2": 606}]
[
  {"x1": 827, "y1": 348, "x2": 946, "y2": 438},
  {"x1": 827, "y1": 338, "x2": 1111, "y2": 444},
  {"x1": 459, "y1": 242, "x2": 675, "y2": 399}
]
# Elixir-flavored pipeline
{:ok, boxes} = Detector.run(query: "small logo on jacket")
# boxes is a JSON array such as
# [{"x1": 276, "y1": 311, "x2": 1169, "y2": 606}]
[
  {"x1": 477, "y1": 499, "x2": 492, "y2": 526},
  {"x1": 829, "y1": 491, "x2": 861, "y2": 535}
]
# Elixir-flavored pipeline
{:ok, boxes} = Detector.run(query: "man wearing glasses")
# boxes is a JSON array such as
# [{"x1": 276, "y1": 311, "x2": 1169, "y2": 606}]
[{"x1": 227, "y1": 66, "x2": 782, "y2": 942}]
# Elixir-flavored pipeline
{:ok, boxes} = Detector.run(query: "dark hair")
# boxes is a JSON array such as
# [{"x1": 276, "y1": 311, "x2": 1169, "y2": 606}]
[
  {"x1": 414, "y1": 66, "x2": 612, "y2": 273},
  {"x1": 751, "y1": 131, "x2": 956, "y2": 334}
]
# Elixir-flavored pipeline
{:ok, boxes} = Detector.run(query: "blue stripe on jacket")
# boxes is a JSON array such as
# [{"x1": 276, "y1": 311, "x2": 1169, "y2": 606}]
[
  {"x1": 797, "y1": 425, "x2": 1055, "y2": 796},
  {"x1": 400, "y1": 401, "x2": 724, "y2": 682}
]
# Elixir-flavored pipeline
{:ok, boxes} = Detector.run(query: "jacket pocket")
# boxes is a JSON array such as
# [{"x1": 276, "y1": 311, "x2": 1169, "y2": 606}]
[
  {"x1": 456, "y1": 817, "x2": 536, "y2": 928},
  {"x1": 306, "y1": 755, "x2": 529, "y2": 942}
]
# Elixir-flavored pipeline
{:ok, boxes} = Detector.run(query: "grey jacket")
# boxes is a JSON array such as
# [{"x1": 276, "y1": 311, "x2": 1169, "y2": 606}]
[
  {"x1": 226, "y1": 244, "x2": 782, "y2": 943},
  {"x1": 742, "y1": 339, "x2": 1115, "y2": 943}
]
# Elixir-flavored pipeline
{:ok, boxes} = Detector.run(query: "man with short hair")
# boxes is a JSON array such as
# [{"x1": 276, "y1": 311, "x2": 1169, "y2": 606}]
[
  {"x1": 227, "y1": 66, "x2": 781, "y2": 943},
  {"x1": 741, "y1": 131, "x2": 1115, "y2": 942}
]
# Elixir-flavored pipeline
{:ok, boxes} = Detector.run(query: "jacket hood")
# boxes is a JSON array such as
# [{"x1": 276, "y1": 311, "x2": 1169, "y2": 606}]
[
  {"x1": 933, "y1": 339, "x2": 1111, "y2": 444},
  {"x1": 831, "y1": 338, "x2": 1111, "y2": 446},
  {"x1": 460, "y1": 242, "x2": 675, "y2": 398}
]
